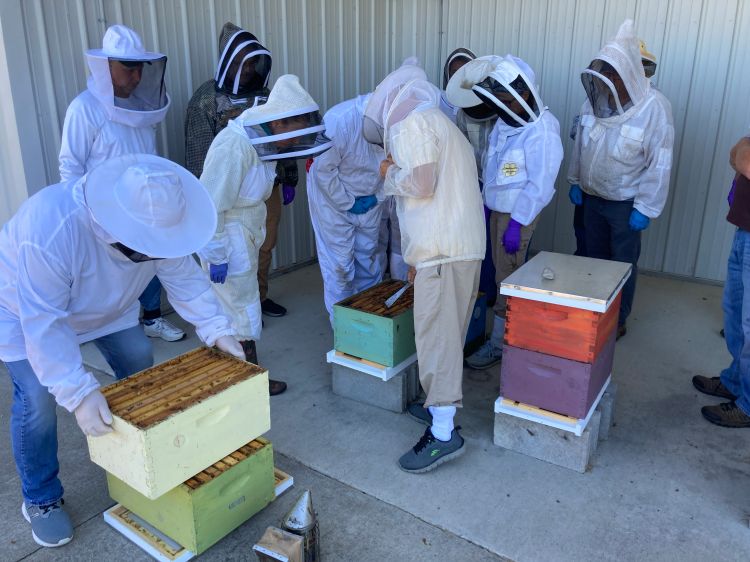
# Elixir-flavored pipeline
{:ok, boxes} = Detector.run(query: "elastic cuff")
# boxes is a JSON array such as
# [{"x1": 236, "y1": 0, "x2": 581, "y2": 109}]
[{"x1": 142, "y1": 309, "x2": 162, "y2": 321}]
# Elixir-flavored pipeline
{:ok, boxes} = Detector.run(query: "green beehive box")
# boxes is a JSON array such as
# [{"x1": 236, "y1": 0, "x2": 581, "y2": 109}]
[
  {"x1": 107, "y1": 438, "x2": 275, "y2": 555},
  {"x1": 334, "y1": 280, "x2": 416, "y2": 367}
]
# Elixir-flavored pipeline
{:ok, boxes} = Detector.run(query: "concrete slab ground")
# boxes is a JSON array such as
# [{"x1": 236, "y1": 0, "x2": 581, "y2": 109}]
[{"x1": 2, "y1": 264, "x2": 749, "y2": 561}]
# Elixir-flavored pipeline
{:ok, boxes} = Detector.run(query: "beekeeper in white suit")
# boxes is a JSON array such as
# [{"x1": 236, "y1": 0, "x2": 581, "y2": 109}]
[
  {"x1": 364, "y1": 60, "x2": 485, "y2": 474},
  {"x1": 199, "y1": 74, "x2": 332, "y2": 394},
  {"x1": 448, "y1": 55, "x2": 564, "y2": 370},
  {"x1": 306, "y1": 93, "x2": 385, "y2": 326},
  {"x1": 59, "y1": 24, "x2": 184, "y2": 343},
  {"x1": 0, "y1": 154, "x2": 244, "y2": 548},
  {"x1": 568, "y1": 20, "x2": 674, "y2": 338}
]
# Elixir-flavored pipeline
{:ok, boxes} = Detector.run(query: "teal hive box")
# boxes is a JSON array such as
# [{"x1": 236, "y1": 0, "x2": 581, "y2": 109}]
[{"x1": 334, "y1": 280, "x2": 416, "y2": 367}]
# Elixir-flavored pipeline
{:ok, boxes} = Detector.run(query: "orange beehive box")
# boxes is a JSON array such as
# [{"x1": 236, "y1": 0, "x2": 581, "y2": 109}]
[
  {"x1": 505, "y1": 292, "x2": 620, "y2": 363},
  {"x1": 500, "y1": 252, "x2": 631, "y2": 364}
]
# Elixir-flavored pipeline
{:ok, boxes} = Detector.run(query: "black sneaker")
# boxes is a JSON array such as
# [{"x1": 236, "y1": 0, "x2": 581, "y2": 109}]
[
  {"x1": 616, "y1": 324, "x2": 627, "y2": 340},
  {"x1": 261, "y1": 299, "x2": 287, "y2": 317},
  {"x1": 701, "y1": 401, "x2": 750, "y2": 428},
  {"x1": 692, "y1": 375, "x2": 737, "y2": 400},
  {"x1": 398, "y1": 427, "x2": 465, "y2": 473},
  {"x1": 406, "y1": 402, "x2": 432, "y2": 426}
]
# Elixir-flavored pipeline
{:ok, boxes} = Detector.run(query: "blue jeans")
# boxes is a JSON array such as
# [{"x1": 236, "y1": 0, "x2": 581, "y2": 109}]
[
  {"x1": 4, "y1": 325, "x2": 153, "y2": 506},
  {"x1": 139, "y1": 276, "x2": 162, "y2": 317},
  {"x1": 720, "y1": 228, "x2": 750, "y2": 415},
  {"x1": 583, "y1": 195, "x2": 641, "y2": 327}
]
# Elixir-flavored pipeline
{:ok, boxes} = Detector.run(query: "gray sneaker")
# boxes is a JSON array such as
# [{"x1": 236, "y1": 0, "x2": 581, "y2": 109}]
[
  {"x1": 465, "y1": 340, "x2": 502, "y2": 370},
  {"x1": 406, "y1": 402, "x2": 432, "y2": 426},
  {"x1": 398, "y1": 427, "x2": 465, "y2": 473},
  {"x1": 22, "y1": 500, "x2": 73, "y2": 547}
]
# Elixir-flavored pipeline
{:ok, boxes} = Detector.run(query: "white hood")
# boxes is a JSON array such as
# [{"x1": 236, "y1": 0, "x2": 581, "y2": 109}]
[{"x1": 85, "y1": 25, "x2": 170, "y2": 128}]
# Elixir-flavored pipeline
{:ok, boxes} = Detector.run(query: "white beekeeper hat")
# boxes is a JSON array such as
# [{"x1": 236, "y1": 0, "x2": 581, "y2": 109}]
[
  {"x1": 84, "y1": 154, "x2": 217, "y2": 259},
  {"x1": 87, "y1": 24, "x2": 164, "y2": 61}
]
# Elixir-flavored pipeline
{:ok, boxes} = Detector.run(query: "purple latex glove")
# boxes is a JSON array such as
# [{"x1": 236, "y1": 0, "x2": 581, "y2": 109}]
[
  {"x1": 282, "y1": 184, "x2": 296, "y2": 206},
  {"x1": 209, "y1": 263, "x2": 228, "y2": 284},
  {"x1": 728, "y1": 178, "x2": 737, "y2": 207},
  {"x1": 502, "y1": 218, "x2": 522, "y2": 254}
]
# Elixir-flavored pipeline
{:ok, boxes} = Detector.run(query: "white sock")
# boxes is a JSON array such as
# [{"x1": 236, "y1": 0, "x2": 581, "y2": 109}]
[
  {"x1": 429, "y1": 405, "x2": 456, "y2": 441},
  {"x1": 489, "y1": 315, "x2": 506, "y2": 350}
]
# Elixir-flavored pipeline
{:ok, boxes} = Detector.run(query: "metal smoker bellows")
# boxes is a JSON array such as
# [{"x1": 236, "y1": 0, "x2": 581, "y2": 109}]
[{"x1": 281, "y1": 490, "x2": 319, "y2": 562}]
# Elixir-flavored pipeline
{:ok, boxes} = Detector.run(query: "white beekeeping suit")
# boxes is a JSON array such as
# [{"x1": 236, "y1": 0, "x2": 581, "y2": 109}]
[
  {"x1": 567, "y1": 20, "x2": 674, "y2": 219},
  {"x1": 199, "y1": 74, "x2": 331, "y2": 342},
  {"x1": 306, "y1": 94, "x2": 385, "y2": 325},
  {"x1": 0, "y1": 154, "x2": 235, "y2": 412},
  {"x1": 59, "y1": 25, "x2": 170, "y2": 181},
  {"x1": 377, "y1": 196, "x2": 409, "y2": 281},
  {"x1": 467, "y1": 55, "x2": 563, "y2": 226}
]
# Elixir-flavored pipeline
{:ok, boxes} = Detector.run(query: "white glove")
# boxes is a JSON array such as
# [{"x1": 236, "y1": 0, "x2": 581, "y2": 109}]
[
  {"x1": 74, "y1": 390, "x2": 113, "y2": 437},
  {"x1": 215, "y1": 335, "x2": 245, "y2": 359}
]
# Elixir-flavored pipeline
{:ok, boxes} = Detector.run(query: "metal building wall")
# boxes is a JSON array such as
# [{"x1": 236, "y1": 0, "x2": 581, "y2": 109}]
[
  {"x1": 17, "y1": 0, "x2": 441, "y2": 272},
  {"x1": 442, "y1": 0, "x2": 750, "y2": 282},
  {"x1": 12, "y1": 0, "x2": 748, "y2": 280}
]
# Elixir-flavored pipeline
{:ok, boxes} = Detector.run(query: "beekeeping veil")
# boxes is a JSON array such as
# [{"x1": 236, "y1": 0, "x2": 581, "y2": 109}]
[
  {"x1": 215, "y1": 22, "x2": 272, "y2": 96},
  {"x1": 85, "y1": 24, "x2": 169, "y2": 128},
  {"x1": 362, "y1": 57, "x2": 431, "y2": 147},
  {"x1": 239, "y1": 74, "x2": 332, "y2": 161},
  {"x1": 469, "y1": 55, "x2": 544, "y2": 128},
  {"x1": 581, "y1": 19, "x2": 651, "y2": 119}
]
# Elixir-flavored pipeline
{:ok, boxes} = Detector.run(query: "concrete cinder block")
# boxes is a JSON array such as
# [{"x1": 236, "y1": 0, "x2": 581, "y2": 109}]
[
  {"x1": 332, "y1": 362, "x2": 419, "y2": 413},
  {"x1": 595, "y1": 383, "x2": 617, "y2": 441},
  {"x1": 493, "y1": 410, "x2": 601, "y2": 473}
]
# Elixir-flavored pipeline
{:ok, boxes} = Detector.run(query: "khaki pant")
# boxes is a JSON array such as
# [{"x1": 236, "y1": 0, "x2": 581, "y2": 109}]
[
  {"x1": 258, "y1": 183, "x2": 282, "y2": 302},
  {"x1": 414, "y1": 260, "x2": 481, "y2": 407},
  {"x1": 490, "y1": 211, "x2": 538, "y2": 317}
]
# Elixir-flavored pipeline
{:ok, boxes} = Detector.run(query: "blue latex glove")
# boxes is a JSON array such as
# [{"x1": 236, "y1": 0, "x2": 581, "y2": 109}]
[
  {"x1": 209, "y1": 263, "x2": 228, "y2": 284},
  {"x1": 629, "y1": 209, "x2": 650, "y2": 231},
  {"x1": 502, "y1": 218, "x2": 522, "y2": 254},
  {"x1": 728, "y1": 178, "x2": 737, "y2": 207},
  {"x1": 349, "y1": 195, "x2": 378, "y2": 215},
  {"x1": 569, "y1": 184, "x2": 583, "y2": 206},
  {"x1": 282, "y1": 184, "x2": 296, "y2": 205}
]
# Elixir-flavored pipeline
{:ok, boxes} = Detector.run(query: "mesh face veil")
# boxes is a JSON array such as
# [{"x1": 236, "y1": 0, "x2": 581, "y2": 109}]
[
  {"x1": 581, "y1": 59, "x2": 634, "y2": 118},
  {"x1": 471, "y1": 59, "x2": 543, "y2": 128},
  {"x1": 109, "y1": 57, "x2": 168, "y2": 112},
  {"x1": 215, "y1": 29, "x2": 272, "y2": 96},
  {"x1": 244, "y1": 110, "x2": 332, "y2": 161}
]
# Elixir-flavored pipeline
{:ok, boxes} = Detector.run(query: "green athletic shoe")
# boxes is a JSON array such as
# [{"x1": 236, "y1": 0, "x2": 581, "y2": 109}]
[
  {"x1": 398, "y1": 427, "x2": 465, "y2": 473},
  {"x1": 22, "y1": 499, "x2": 73, "y2": 547}
]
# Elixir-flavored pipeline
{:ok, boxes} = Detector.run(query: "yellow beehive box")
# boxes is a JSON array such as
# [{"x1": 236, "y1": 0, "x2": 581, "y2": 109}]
[{"x1": 87, "y1": 347, "x2": 270, "y2": 500}]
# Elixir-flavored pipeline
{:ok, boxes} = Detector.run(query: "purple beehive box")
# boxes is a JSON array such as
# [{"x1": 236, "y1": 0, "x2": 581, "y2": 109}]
[{"x1": 500, "y1": 331, "x2": 616, "y2": 419}]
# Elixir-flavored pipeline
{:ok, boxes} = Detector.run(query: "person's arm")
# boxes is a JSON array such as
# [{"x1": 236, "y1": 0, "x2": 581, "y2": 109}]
[
  {"x1": 16, "y1": 242, "x2": 100, "y2": 412},
  {"x1": 730, "y1": 137, "x2": 750, "y2": 178},
  {"x1": 566, "y1": 111, "x2": 585, "y2": 187},
  {"x1": 382, "y1": 117, "x2": 440, "y2": 199},
  {"x1": 310, "y1": 141, "x2": 357, "y2": 211},
  {"x1": 59, "y1": 98, "x2": 97, "y2": 182},
  {"x1": 184, "y1": 97, "x2": 217, "y2": 178},
  {"x1": 633, "y1": 104, "x2": 675, "y2": 218},
  {"x1": 511, "y1": 121, "x2": 564, "y2": 225}
]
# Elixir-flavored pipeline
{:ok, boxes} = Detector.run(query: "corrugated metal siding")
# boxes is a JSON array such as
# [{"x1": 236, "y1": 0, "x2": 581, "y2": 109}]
[
  {"x1": 18, "y1": 0, "x2": 441, "y2": 272},
  {"x1": 13, "y1": 0, "x2": 746, "y2": 280},
  {"x1": 441, "y1": 0, "x2": 746, "y2": 282}
]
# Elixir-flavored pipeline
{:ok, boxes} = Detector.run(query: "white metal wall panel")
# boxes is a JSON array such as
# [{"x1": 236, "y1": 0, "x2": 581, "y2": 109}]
[
  {"x1": 11, "y1": 0, "x2": 748, "y2": 280},
  {"x1": 17, "y1": 0, "x2": 442, "y2": 272},
  {"x1": 441, "y1": 0, "x2": 747, "y2": 282}
]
